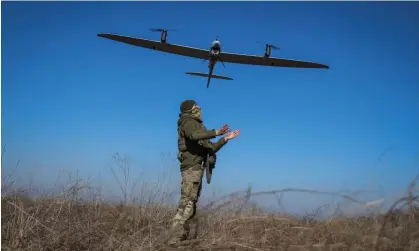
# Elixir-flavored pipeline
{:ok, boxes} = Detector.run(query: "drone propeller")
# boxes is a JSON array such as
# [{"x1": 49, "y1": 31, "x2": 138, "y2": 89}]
[
  {"x1": 149, "y1": 28, "x2": 179, "y2": 32},
  {"x1": 256, "y1": 41, "x2": 280, "y2": 50}
]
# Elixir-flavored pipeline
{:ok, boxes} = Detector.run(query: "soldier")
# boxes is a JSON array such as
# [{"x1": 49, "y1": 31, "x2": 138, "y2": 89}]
[{"x1": 168, "y1": 99, "x2": 240, "y2": 244}]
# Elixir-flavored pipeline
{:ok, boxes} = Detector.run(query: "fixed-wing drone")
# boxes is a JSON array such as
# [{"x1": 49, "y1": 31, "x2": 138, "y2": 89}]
[{"x1": 97, "y1": 28, "x2": 329, "y2": 88}]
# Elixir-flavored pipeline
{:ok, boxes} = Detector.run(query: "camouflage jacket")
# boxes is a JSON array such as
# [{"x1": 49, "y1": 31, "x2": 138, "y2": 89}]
[{"x1": 177, "y1": 113, "x2": 227, "y2": 169}]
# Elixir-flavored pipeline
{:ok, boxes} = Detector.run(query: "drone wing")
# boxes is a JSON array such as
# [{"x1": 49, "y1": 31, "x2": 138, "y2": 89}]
[
  {"x1": 219, "y1": 51, "x2": 329, "y2": 69},
  {"x1": 97, "y1": 33, "x2": 209, "y2": 60}
]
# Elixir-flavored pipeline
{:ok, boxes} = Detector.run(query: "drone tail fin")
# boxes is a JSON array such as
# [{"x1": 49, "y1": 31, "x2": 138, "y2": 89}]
[{"x1": 185, "y1": 72, "x2": 233, "y2": 81}]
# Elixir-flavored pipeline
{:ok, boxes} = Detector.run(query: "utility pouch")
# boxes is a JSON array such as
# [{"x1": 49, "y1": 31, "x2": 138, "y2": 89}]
[{"x1": 177, "y1": 152, "x2": 184, "y2": 162}]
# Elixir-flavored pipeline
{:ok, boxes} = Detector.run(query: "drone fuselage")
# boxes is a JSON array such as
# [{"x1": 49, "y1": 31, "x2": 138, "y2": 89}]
[
  {"x1": 204, "y1": 40, "x2": 224, "y2": 87},
  {"x1": 209, "y1": 40, "x2": 221, "y2": 60}
]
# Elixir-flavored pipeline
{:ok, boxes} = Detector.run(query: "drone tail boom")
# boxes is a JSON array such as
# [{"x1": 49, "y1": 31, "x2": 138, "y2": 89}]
[{"x1": 185, "y1": 72, "x2": 233, "y2": 81}]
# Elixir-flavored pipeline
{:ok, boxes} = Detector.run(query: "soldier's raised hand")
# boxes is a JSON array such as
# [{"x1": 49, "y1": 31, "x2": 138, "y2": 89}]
[
  {"x1": 225, "y1": 129, "x2": 240, "y2": 141},
  {"x1": 216, "y1": 124, "x2": 230, "y2": 136}
]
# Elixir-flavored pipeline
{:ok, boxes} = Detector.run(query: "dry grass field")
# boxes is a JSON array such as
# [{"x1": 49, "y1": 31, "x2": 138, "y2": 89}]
[
  {"x1": 2, "y1": 176, "x2": 418, "y2": 251},
  {"x1": 2, "y1": 155, "x2": 419, "y2": 250}
]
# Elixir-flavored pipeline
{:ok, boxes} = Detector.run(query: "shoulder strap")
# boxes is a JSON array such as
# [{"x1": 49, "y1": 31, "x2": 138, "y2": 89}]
[{"x1": 178, "y1": 117, "x2": 188, "y2": 138}]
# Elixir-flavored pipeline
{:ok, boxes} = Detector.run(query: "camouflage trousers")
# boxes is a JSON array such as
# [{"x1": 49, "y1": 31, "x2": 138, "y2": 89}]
[{"x1": 169, "y1": 163, "x2": 204, "y2": 243}]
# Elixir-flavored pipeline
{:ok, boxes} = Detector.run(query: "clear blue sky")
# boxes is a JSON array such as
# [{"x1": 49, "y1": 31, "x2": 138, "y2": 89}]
[{"x1": 2, "y1": 2, "x2": 419, "y2": 211}]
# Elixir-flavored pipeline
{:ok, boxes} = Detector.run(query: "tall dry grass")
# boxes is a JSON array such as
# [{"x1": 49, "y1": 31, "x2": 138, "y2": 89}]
[{"x1": 1, "y1": 153, "x2": 418, "y2": 250}]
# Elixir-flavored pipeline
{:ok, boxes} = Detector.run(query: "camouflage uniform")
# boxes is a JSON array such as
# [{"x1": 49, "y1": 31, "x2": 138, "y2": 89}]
[{"x1": 169, "y1": 100, "x2": 227, "y2": 244}]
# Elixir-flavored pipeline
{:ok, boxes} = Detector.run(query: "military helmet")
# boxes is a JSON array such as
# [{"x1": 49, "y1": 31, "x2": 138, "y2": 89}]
[{"x1": 180, "y1": 99, "x2": 197, "y2": 113}]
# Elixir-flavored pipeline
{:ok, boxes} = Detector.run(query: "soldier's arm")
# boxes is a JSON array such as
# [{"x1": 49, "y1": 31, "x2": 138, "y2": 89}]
[
  {"x1": 209, "y1": 137, "x2": 228, "y2": 153},
  {"x1": 184, "y1": 119, "x2": 217, "y2": 141}
]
